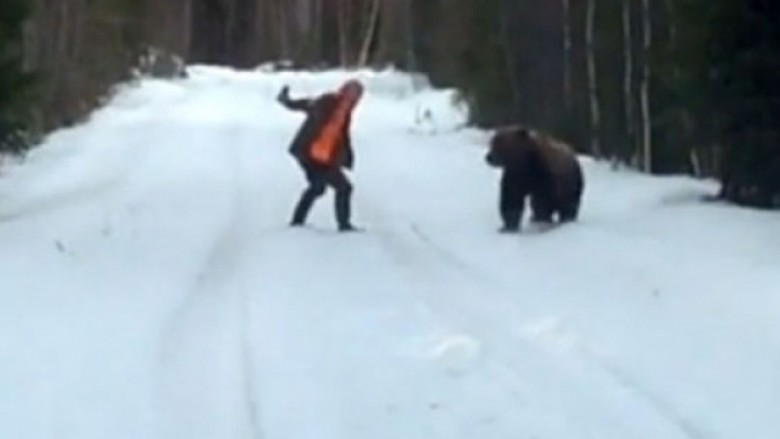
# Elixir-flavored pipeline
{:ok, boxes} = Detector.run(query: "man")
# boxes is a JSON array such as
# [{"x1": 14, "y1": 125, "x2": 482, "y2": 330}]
[{"x1": 277, "y1": 79, "x2": 364, "y2": 232}]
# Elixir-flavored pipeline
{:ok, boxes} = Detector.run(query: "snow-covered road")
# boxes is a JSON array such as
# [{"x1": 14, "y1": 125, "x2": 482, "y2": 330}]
[{"x1": 1, "y1": 67, "x2": 778, "y2": 439}]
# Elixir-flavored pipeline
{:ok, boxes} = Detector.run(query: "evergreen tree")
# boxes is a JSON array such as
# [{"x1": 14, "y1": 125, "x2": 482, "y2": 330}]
[
  {"x1": 0, "y1": 0, "x2": 35, "y2": 154},
  {"x1": 451, "y1": 0, "x2": 512, "y2": 126},
  {"x1": 678, "y1": 0, "x2": 780, "y2": 207}
]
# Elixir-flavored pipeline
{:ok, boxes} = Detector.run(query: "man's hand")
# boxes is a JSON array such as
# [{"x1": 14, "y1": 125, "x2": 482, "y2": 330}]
[
  {"x1": 277, "y1": 85, "x2": 290, "y2": 103},
  {"x1": 277, "y1": 86, "x2": 313, "y2": 112}
]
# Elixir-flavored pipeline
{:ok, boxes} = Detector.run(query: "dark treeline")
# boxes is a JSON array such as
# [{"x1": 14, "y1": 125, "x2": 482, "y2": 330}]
[{"x1": 1, "y1": 0, "x2": 779, "y2": 208}]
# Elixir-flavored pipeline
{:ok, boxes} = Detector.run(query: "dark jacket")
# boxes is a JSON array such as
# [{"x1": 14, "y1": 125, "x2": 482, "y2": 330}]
[{"x1": 278, "y1": 89, "x2": 354, "y2": 169}]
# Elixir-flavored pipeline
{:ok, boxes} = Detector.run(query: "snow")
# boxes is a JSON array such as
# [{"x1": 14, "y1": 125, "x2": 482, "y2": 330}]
[{"x1": 1, "y1": 65, "x2": 779, "y2": 439}]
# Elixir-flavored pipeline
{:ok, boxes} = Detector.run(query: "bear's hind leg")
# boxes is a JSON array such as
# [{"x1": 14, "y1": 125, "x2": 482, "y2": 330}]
[
  {"x1": 530, "y1": 192, "x2": 555, "y2": 224},
  {"x1": 559, "y1": 202, "x2": 580, "y2": 223}
]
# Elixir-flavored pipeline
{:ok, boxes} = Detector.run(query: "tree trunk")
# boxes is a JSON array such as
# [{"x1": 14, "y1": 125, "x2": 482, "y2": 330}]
[
  {"x1": 586, "y1": 0, "x2": 602, "y2": 157},
  {"x1": 183, "y1": 0, "x2": 192, "y2": 57},
  {"x1": 500, "y1": 2, "x2": 521, "y2": 115},
  {"x1": 337, "y1": 0, "x2": 349, "y2": 66},
  {"x1": 689, "y1": 147, "x2": 701, "y2": 177},
  {"x1": 312, "y1": 0, "x2": 323, "y2": 63},
  {"x1": 665, "y1": 0, "x2": 699, "y2": 175},
  {"x1": 622, "y1": 0, "x2": 634, "y2": 163},
  {"x1": 562, "y1": 0, "x2": 573, "y2": 110},
  {"x1": 277, "y1": 0, "x2": 291, "y2": 60},
  {"x1": 357, "y1": 0, "x2": 380, "y2": 67},
  {"x1": 224, "y1": 0, "x2": 236, "y2": 62},
  {"x1": 404, "y1": 0, "x2": 415, "y2": 70},
  {"x1": 375, "y1": 0, "x2": 415, "y2": 68},
  {"x1": 640, "y1": 0, "x2": 652, "y2": 172}
]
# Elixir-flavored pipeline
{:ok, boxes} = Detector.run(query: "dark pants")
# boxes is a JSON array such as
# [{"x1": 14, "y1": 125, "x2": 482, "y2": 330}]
[{"x1": 291, "y1": 161, "x2": 353, "y2": 228}]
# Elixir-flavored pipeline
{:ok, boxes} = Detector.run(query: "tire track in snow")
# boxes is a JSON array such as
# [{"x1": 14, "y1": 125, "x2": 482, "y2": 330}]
[
  {"x1": 239, "y1": 269, "x2": 264, "y2": 439},
  {"x1": 419, "y1": 226, "x2": 713, "y2": 439},
  {"x1": 156, "y1": 129, "x2": 265, "y2": 439},
  {"x1": 361, "y1": 200, "x2": 706, "y2": 439},
  {"x1": 407, "y1": 225, "x2": 719, "y2": 439},
  {"x1": 572, "y1": 343, "x2": 718, "y2": 439}
]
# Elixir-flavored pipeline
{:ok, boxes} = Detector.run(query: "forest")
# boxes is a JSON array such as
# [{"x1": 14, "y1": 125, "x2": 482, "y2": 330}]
[{"x1": 1, "y1": 0, "x2": 779, "y2": 208}]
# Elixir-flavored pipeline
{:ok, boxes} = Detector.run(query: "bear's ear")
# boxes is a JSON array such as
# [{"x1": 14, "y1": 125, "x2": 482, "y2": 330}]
[{"x1": 513, "y1": 126, "x2": 532, "y2": 140}]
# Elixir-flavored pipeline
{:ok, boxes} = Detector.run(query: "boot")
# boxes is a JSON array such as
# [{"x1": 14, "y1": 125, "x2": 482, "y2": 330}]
[
  {"x1": 290, "y1": 187, "x2": 321, "y2": 226},
  {"x1": 335, "y1": 187, "x2": 354, "y2": 231}
]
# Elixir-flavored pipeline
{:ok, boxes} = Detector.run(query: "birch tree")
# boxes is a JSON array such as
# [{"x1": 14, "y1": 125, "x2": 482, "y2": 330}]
[
  {"x1": 639, "y1": 0, "x2": 652, "y2": 171},
  {"x1": 562, "y1": 0, "x2": 573, "y2": 110},
  {"x1": 586, "y1": 0, "x2": 602, "y2": 157},
  {"x1": 622, "y1": 0, "x2": 635, "y2": 162},
  {"x1": 356, "y1": 0, "x2": 380, "y2": 66}
]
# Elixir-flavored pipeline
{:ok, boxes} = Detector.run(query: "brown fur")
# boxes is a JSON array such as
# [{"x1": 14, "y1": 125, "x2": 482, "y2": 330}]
[{"x1": 486, "y1": 125, "x2": 584, "y2": 230}]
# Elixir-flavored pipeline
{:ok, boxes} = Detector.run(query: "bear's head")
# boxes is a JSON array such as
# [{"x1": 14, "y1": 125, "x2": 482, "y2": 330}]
[{"x1": 485, "y1": 126, "x2": 536, "y2": 169}]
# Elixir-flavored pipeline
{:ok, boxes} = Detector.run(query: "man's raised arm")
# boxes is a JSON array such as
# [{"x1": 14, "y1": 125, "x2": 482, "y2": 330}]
[{"x1": 277, "y1": 86, "x2": 313, "y2": 112}]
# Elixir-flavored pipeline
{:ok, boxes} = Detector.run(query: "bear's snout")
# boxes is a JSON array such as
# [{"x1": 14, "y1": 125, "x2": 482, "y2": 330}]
[{"x1": 485, "y1": 151, "x2": 501, "y2": 167}]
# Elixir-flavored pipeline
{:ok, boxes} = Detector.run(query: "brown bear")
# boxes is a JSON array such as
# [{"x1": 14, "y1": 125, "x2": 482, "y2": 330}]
[{"x1": 485, "y1": 125, "x2": 584, "y2": 232}]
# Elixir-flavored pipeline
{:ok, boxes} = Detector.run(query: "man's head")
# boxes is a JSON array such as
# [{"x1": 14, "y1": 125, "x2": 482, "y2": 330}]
[{"x1": 339, "y1": 79, "x2": 364, "y2": 105}]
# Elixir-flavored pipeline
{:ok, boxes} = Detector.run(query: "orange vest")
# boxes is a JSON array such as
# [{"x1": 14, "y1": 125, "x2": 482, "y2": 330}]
[{"x1": 310, "y1": 95, "x2": 354, "y2": 165}]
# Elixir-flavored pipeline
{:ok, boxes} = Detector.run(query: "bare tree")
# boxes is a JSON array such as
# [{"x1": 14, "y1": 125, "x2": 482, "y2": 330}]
[
  {"x1": 562, "y1": 0, "x2": 573, "y2": 109},
  {"x1": 357, "y1": 0, "x2": 380, "y2": 67},
  {"x1": 640, "y1": 0, "x2": 652, "y2": 171},
  {"x1": 337, "y1": 0, "x2": 350, "y2": 65},
  {"x1": 499, "y1": 2, "x2": 522, "y2": 112},
  {"x1": 586, "y1": 0, "x2": 602, "y2": 157},
  {"x1": 376, "y1": 0, "x2": 414, "y2": 68},
  {"x1": 623, "y1": 0, "x2": 635, "y2": 163}
]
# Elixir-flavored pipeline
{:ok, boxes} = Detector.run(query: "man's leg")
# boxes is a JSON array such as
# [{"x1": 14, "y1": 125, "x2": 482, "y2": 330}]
[
  {"x1": 291, "y1": 164, "x2": 326, "y2": 226},
  {"x1": 322, "y1": 167, "x2": 355, "y2": 231}
]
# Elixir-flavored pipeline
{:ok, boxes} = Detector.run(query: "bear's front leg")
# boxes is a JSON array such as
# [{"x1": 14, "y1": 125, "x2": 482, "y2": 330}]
[{"x1": 500, "y1": 172, "x2": 525, "y2": 232}]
